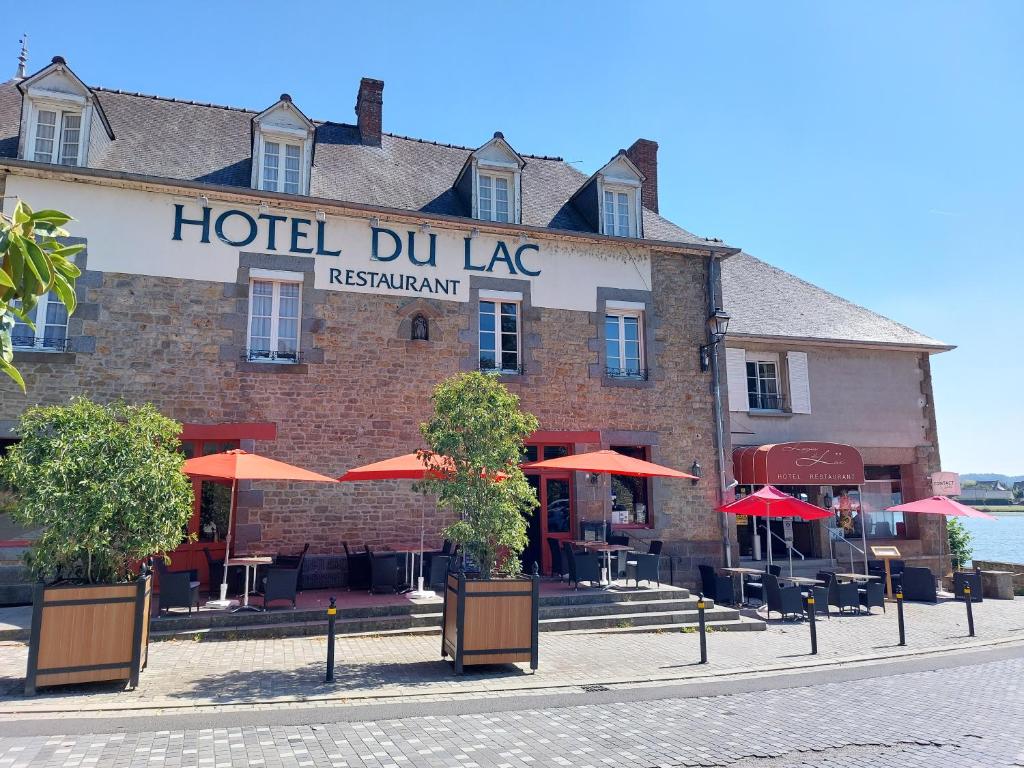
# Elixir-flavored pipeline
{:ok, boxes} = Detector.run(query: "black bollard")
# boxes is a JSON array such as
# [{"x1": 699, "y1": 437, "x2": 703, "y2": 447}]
[
  {"x1": 964, "y1": 584, "x2": 975, "y2": 637},
  {"x1": 325, "y1": 596, "x2": 337, "y2": 683},
  {"x1": 896, "y1": 590, "x2": 906, "y2": 646},
  {"x1": 696, "y1": 593, "x2": 708, "y2": 664},
  {"x1": 806, "y1": 596, "x2": 818, "y2": 655}
]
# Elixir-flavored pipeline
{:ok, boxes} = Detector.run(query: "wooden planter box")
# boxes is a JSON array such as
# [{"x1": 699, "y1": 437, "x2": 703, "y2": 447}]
[
  {"x1": 25, "y1": 574, "x2": 152, "y2": 695},
  {"x1": 441, "y1": 571, "x2": 539, "y2": 674}
]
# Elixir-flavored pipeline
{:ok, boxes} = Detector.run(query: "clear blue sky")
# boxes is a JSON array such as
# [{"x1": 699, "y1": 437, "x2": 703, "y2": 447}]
[{"x1": 15, "y1": 1, "x2": 1023, "y2": 474}]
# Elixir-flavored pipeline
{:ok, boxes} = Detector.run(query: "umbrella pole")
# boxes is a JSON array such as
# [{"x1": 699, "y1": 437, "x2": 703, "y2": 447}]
[
  {"x1": 216, "y1": 479, "x2": 236, "y2": 604},
  {"x1": 859, "y1": 484, "x2": 868, "y2": 574}
]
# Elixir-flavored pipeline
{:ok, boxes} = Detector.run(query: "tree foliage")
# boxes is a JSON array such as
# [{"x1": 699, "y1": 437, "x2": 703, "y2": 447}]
[
  {"x1": 947, "y1": 517, "x2": 973, "y2": 570},
  {"x1": 0, "y1": 398, "x2": 194, "y2": 583},
  {"x1": 417, "y1": 372, "x2": 539, "y2": 578},
  {"x1": 1, "y1": 200, "x2": 83, "y2": 390}
]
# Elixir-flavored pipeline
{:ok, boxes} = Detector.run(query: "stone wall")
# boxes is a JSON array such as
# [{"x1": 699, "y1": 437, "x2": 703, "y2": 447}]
[{"x1": 0, "y1": 245, "x2": 726, "y2": 578}]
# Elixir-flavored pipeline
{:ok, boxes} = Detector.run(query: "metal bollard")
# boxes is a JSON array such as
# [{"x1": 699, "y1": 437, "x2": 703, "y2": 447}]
[
  {"x1": 964, "y1": 584, "x2": 975, "y2": 637},
  {"x1": 696, "y1": 593, "x2": 708, "y2": 664},
  {"x1": 896, "y1": 591, "x2": 906, "y2": 646},
  {"x1": 325, "y1": 596, "x2": 337, "y2": 683},
  {"x1": 806, "y1": 596, "x2": 818, "y2": 655}
]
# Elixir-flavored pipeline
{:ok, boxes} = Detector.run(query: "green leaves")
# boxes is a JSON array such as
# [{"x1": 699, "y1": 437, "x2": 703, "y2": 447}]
[
  {"x1": 0, "y1": 199, "x2": 82, "y2": 391},
  {"x1": 0, "y1": 398, "x2": 194, "y2": 583},
  {"x1": 418, "y1": 372, "x2": 540, "y2": 578},
  {"x1": 947, "y1": 517, "x2": 974, "y2": 570}
]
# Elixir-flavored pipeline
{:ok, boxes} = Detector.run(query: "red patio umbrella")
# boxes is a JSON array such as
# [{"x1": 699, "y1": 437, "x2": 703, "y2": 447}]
[
  {"x1": 182, "y1": 449, "x2": 338, "y2": 605},
  {"x1": 887, "y1": 495, "x2": 998, "y2": 520},
  {"x1": 718, "y1": 485, "x2": 832, "y2": 572}
]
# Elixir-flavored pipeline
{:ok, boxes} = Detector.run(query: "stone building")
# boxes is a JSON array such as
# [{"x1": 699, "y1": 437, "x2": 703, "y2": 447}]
[{"x1": 0, "y1": 56, "x2": 953, "y2": 586}]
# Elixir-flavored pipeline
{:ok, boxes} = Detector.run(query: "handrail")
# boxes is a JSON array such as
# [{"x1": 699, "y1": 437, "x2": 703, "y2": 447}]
[{"x1": 759, "y1": 525, "x2": 804, "y2": 559}]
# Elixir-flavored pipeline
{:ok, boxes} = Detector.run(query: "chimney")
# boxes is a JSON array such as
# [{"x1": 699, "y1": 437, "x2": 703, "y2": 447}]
[
  {"x1": 355, "y1": 77, "x2": 384, "y2": 146},
  {"x1": 625, "y1": 138, "x2": 659, "y2": 213}
]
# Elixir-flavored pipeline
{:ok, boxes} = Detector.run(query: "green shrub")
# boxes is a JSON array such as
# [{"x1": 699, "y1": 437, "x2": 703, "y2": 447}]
[
  {"x1": 947, "y1": 517, "x2": 973, "y2": 570},
  {"x1": 0, "y1": 397, "x2": 194, "y2": 583}
]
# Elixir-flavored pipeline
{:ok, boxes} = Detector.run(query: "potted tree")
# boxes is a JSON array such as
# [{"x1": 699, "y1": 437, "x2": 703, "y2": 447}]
[
  {"x1": 1, "y1": 398, "x2": 193, "y2": 694},
  {"x1": 418, "y1": 372, "x2": 541, "y2": 674}
]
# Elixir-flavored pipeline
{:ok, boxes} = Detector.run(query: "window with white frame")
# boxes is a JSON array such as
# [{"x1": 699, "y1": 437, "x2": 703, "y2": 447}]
[
  {"x1": 605, "y1": 309, "x2": 644, "y2": 378},
  {"x1": 32, "y1": 108, "x2": 82, "y2": 166},
  {"x1": 602, "y1": 187, "x2": 634, "y2": 236},
  {"x1": 479, "y1": 298, "x2": 520, "y2": 373},
  {"x1": 746, "y1": 357, "x2": 782, "y2": 410},
  {"x1": 261, "y1": 141, "x2": 302, "y2": 195},
  {"x1": 247, "y1": 274, "x2": 301, "y2": 362},
  {"x1": 11, "y1": 293, "x2": 70, "y2": 351},
  {"x1": 477, "y1": 173, "x2": 511, "y2": 223}
]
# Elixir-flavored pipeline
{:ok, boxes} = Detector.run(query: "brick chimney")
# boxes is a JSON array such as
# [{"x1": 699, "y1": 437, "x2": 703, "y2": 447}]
[
  {"x1": 355, "y1": 77, "x2": 384, "y2": 146},
  {"x1": 625, "y1": 138, "x2": 659, "y2": 213}
]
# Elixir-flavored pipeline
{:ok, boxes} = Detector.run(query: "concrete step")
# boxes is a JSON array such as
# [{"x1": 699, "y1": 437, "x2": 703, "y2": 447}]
[
  {"x1": 558, "y1": 615, "x2": 767, "y2": 634},
  {"x1": 538, "y1": 605, "x2": 741, "y2": 633},
  {"x1": 539, "y1": 597, "x2": 707, "y2": 620}
]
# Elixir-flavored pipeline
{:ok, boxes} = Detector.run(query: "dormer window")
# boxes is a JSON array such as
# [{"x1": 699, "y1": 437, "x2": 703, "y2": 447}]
[
  {"x1": 262, "y1": 140, "x2": 302, "y2": 194},
  {"x1": 17, "y1": 57, "x2": 109, "y2": 169},
  {"x1": 602, "y1": 187, "x2": 634, "y2": 237},
  {"x1": 455, "y1": 132, "x2": 526, "y2": 225},
  {"x1": 32, "y1": 108, "x2": 81, "y2": 166},
  {"x1": 252, "y1": 94, "x2": 315, "y2": 197},
  {"x1": 478, "y1": 172, "x2": 512, "y2": 223}
]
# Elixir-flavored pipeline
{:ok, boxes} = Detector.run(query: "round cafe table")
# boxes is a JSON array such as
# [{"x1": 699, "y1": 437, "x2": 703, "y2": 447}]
[{"x1": 228, "y1": 555, "x2": 274, "y2": 612}]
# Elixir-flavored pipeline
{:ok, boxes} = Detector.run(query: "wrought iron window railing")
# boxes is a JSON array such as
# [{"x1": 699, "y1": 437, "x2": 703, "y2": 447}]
[
  {"x1": 479, "y1": 359, "x2": 525, "y2": 375},
  {"x1": 11, "y1": 335, "x2": 71, "y2": 352},
  {"x1": 605, "y1": 366, "x2": 648, "y2": 380},
  {"x1": 748, "y1": 392, "x2": 786, "y2": 410},
  {"x1": 242, "y1": 349, "x2": 303, "y2": 364}
]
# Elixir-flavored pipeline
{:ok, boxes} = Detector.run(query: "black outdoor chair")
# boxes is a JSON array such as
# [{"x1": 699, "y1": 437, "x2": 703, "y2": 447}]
[
  {"x1": 763, "y1": 573, "x2": 804, "y2": 621},
  {"x1": 562, "y1": 542, "x2": 601, "y2": 589},
  {"x1": 953, "y1": 570, "x2": 984, "y2": 602},
  {"x1": 259, "y1": 547, "x2": 307, "y2": 609},
  {"x1": 827, "y1": 576, "x2": 862, "y2": 615},
  {"x1": 370, "y1": 550, "x2": 401, "y2": 593},
  {"x1": 872, "y1": 520, "x2": 894, "y2": 538},
  {"x1": 423, "y1": 539, "x2": 453, "y2": 574},
  {"x1": 608, "y1": 534, "x2": 629, "y2": 578},
  {"x1": 626, "y1": 553, "x2": 661, "y2": 588},
  {"x1": 343, "y1": 541, "x2": 371, "y2": 591},
  {"x1": 858, "y1": 580, "x2": 886, "y2": 614},
  {"x1": 900, "y1": 566, "x2": 938, "y2": 603},
  {"x1": 648, "y1": 540, "x2": 664, "y2": 556},
  {"x1": 809, "y1": 579, "x2": 832, "y2": 619},
  {"x1": 428, "y1": 555, "x2": 451, "y2": 591},
  {"x1": 868, "y1": 559, "x2": 906, "y2": 589},
  {"x1": 203, "y1": 547, "x2": 244, "y2": 596},
  {"x1": 547, "y1": 537, "x2": 566, "y2": 581},
  {"x1": 698, "y1": 564, "x2": 734, "y2": 605},
  {"x1": 745, "y1": 564, "x2": 780, "y2": 605},
  {"x1": 155, "y1": 558, "x2": 200, "y2": 616}
]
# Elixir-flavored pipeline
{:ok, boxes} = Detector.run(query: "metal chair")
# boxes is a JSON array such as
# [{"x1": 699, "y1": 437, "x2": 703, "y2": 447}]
[
  {"x1": 155, "y1": 558, "x2": 200, "y2": 616},
  {"x1": 626, "y1": 553, "x2": 661, "y2": 588}
]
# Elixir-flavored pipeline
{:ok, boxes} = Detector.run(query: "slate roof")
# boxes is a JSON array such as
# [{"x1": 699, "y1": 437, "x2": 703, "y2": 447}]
[
  {"x1": 0, "y1": 75, "x2": 949, "y2": 351},
  {"x1": 722, "y1": 251, "x2": 952, "y2": 350},
  {"x1": 0, "y1": 79, "x2": 708, "y2": 246}
]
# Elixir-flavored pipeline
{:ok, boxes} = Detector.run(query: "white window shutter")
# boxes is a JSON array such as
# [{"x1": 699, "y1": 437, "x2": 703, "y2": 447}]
[
  {"x1": 787, "y1": 351, "x2": 812, "y2": 414},
  {"x1": 725, "y1": 347, "x2": 748, "y2": 412}
]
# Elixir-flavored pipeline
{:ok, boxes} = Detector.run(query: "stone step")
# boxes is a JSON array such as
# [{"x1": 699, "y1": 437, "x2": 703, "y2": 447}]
[
  {"x1": 538, "y1": 605, "x2": 741, "y2": 633},
  {"x1": 557, "y1": 615, "x2": 767, "y2": 634},
  {"x1": 538, "y1": 597, "x2": 708, "y2": 620}
]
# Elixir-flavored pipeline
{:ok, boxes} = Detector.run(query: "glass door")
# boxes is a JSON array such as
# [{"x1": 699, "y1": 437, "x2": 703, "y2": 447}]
[{"x1": 523, "y1": 473, "x2": 574, "y2": 575}]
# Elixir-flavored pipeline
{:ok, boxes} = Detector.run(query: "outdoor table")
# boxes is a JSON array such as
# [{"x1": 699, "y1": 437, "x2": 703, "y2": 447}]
[
  {"x1": 721, "y1": 566, "x2": 763, "y2": 605},
  {"x1": 834, "y1": 572, "x2": 880, "y2": 582},
  {"x1": 228, "y1": 555, "x2": 274, "y2": 612},
  {"x1": 572, "y1": 541, "x2": 632, "y2": 586},
  {"x1": 781, "y1": 575, "x2": 824, "y2": 587}
]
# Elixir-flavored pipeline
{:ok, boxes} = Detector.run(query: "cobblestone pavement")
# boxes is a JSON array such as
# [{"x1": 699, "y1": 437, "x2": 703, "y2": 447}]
[
  {"x1": 2, "y1": 597, "x2": 1023, "y2": 715},
  {"x1": 0, "y1": 654, "x2": 1021, "y2": 767}
]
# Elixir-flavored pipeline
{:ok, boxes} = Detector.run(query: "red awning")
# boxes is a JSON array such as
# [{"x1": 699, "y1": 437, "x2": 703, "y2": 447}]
[{"x1": 732, "y1": 442, "x2": 865, "y2": 486}]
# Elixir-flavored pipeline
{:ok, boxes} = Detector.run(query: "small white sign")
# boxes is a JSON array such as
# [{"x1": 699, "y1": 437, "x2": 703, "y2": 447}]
[
  {"x1": 782, "y1": 517, "x2": 794, "y2": 544},
  {"x1": 931, "y1": 471, "x2": 961, "y2": 497}
]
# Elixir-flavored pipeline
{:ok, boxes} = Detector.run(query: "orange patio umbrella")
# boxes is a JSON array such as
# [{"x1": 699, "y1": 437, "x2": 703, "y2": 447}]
[
  {"x1": 524, "y1": 449, "x2": 698, "y2": 541},
  {"x1": 182, "y1": 449, "x2": 338, "y2": 604},
  {"x1": 887, "y1": 495, "x2": 998, "y2": 520}
]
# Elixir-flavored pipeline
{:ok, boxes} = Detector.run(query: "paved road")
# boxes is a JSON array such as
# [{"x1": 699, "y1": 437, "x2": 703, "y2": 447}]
[{"x1": 2, "y1": 644, "x2": 1022, "y2": 768}]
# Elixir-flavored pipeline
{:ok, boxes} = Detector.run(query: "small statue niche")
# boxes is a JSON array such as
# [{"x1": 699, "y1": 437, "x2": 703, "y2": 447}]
[{"x1": 411, "y1": 314, "x2": 429, "y2": 341}]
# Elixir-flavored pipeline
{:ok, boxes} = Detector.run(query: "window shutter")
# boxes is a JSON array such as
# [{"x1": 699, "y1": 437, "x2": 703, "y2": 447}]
[
  {"x1": 725, "y1": 347, "x2": 748, "y2": 412},
  {"x1": 787, "y1": 351, "x2": 811, "y2": 414}
]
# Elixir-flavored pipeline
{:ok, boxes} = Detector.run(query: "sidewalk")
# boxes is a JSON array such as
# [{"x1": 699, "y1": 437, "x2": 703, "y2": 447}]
[{"x1": 1, "y1": 596, "x2": 1021, "y2": 717}]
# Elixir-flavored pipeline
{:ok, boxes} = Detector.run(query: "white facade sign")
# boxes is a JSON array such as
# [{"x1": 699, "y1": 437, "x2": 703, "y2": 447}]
[
  {"x1": 6, "y1": 176, "x2": 653, "y2": 313},
  {"x1": 782, "y1": 517, "x2": 794, "y2": 544}
]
